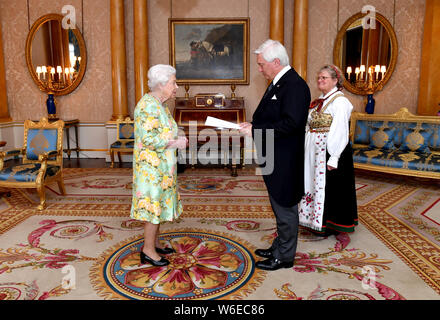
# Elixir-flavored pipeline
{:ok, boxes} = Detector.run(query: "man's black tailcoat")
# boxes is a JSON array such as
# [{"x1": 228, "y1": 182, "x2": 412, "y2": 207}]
[{"x1": 252, "y1": 68, "x2": 311, "y2": 207}]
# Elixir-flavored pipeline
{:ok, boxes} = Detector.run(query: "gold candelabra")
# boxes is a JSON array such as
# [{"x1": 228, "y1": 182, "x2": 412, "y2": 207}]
[
  {"x1": 346, "y1": 64, "x2": 388, "y2": 114},
  {"x1": 35, "y1": 64, "x2": 78, "y2": 120},
  {"x1": 35, "y1": 63, "x2": 79, "y2": 92},
  {"x1": 346, "y1": 64, "x2": 387, "y2": 95}
]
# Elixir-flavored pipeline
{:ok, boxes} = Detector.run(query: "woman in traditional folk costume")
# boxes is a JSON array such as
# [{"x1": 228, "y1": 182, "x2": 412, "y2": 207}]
[
  {"x1": 298, "y1": 65, "x2": 358, "y2": 236},
  {"x1": 131, "y1": 64, "x2": 188, "y2": 266}
]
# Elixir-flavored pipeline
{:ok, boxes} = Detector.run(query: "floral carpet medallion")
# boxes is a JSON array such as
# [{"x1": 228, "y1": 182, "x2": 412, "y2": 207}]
[{"x1": 90, "y1": 229, "x2": 265, "y2": 300}]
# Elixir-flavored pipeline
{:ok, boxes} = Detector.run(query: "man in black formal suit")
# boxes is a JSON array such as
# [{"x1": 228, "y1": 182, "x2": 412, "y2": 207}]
[{"x1": 239, "y1": 39, "x2": 311, "y2": 271}]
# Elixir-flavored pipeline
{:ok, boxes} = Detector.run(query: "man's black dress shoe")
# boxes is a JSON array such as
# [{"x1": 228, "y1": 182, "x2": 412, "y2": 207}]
[
  {"x1": 156, "y1": 247, "x2": 175, "y2": 255},
  {"x1": 255, "y1": 257, "x2": 293, "y2": 271},
  {"x1": 140, "y1": 251, "x2": 170, "y2": 266},
  {"x1": 255, "y1": 248, "x2": 273, "y2": 259}
]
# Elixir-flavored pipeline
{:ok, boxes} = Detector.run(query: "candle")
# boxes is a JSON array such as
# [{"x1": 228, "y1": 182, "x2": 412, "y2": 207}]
[
  {"x1": 41, "y1": 66, "x2": 47, "y2": 79},
  {"x1": 375, "y1": 65, "x2": 380, "y2": 81},
  {"x1": 36, "y1": 66, "x2": 41, "y2": 80},
  {"x1": 57, "y1": 66, "x2": 62, "y2": 81},
  {"x1": 50, "y1": 67, "x2": 55, "y2": 80},
  {"x1": 360, "y1": 65, "x2": 366, "y2": 80},
  {"x1": 368, "y1": 66, "x2": 373, "y2": 82},
  {"x1": 346, "y1": 66, "x2": 352, "y2": 81},
  {"x1": 355, "y1": 67, "x2": 360, "y2": 81},
  {"x1": 381, "y1": 65, "x2": 386, "y2": 79},
  {"x1": 65, "y1": 68, "x2": 70, "y2": 83}
]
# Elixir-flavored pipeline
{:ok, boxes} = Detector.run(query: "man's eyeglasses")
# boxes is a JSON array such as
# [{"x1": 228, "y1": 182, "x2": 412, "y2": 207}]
[{"x1": 317, "y1": 76, "x2": 332, "y2": 81}]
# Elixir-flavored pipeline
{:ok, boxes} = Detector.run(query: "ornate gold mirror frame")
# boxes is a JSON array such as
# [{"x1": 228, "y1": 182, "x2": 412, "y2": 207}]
[
  {"x1": 333, "y1": 12, "x2": 398, "y2": 96},
  {"x1": 25, "y1": 13, "x2": 87, "y2": 96}
]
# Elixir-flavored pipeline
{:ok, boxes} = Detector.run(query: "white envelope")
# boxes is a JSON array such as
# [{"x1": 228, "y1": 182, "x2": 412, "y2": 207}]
[{"x1": 204, "y1": 116, "x2": 240, "y2": 129}]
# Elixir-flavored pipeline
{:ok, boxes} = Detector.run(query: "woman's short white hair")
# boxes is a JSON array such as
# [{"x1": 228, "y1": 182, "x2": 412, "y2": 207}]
[
  {"x1": 254, "y1": 39, "x2": 289, "y2": 66},
  {"x1": 148, "y1": 64, "x2": 176, "y2": 90}
]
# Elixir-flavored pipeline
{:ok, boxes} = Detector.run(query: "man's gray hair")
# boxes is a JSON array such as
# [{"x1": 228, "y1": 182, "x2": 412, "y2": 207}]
[
  {"x1": 148, "y1": 64, "x2": 176, "y2": 90},
  {"x1": 254, "y1": 39, "x2": 289, "y2": 66}
]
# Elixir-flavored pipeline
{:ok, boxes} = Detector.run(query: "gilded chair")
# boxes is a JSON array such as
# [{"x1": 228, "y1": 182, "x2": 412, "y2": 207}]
[
  {"x1": 0, "y1": 118, "x2": 65, "y2": 210},
  {"x1": 110, "y1": 117, "x2": 134, "y2": 167}
]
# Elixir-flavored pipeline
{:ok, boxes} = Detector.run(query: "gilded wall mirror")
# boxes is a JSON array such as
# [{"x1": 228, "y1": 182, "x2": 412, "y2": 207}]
[
  {"x1": 333, "y1": 12, "x2": 398, "y2": 95},
  {"x1": 25, "y1": 13, "x2": 87, "y2": 96}
]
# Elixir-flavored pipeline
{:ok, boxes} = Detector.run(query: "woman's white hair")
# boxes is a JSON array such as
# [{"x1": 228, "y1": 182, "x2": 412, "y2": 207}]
[
  {"x1": 254, "y1": 39, "x2": 289, "y2": 66},
  {"x1": 148, "y1": 64, "x2": 176, "y2": 90}
]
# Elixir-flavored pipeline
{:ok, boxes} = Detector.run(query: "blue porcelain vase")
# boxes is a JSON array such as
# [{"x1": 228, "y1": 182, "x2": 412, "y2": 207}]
[
  {"x1": 365, "y1": 94, "x2": 375, "y2": 114},
  {"x1": 46, "y1": 94, "x2": 56, "y2": 119}
]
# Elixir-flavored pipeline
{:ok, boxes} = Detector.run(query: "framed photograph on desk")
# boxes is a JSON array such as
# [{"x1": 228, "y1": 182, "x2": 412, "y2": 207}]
[{"x1": 169, "y1": 18, "x2": 249, "y2": 85}]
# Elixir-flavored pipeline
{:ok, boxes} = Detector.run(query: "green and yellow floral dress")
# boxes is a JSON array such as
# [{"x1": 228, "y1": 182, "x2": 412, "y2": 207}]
[{"x1": 130, "y1": 94, "x2": 182, "y2": 224}]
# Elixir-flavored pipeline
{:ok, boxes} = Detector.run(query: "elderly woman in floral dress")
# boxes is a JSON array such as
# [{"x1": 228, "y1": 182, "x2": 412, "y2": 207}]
[{"x1": 131, "y1": 64, "x2": 187, "y2": 266}]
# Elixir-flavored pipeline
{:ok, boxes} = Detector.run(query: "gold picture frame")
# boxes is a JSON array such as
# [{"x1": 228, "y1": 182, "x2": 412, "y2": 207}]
[{"x1": 169, "y1": 18, "x2": 249, "y2": 85}]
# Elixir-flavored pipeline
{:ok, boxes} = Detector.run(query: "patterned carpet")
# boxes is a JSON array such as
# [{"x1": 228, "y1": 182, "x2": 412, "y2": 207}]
[{"x1": 0, "y1": 167, "x2": 439, "y2": 300}]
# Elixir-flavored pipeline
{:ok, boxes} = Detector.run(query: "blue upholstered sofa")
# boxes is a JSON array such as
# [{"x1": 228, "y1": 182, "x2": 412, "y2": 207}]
[{"x1": 350, "y1": 107, "x2": 440, "y2": 179}]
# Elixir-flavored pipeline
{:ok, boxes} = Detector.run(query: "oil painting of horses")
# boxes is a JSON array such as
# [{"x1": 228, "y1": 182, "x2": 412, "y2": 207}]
[{"x1": 169, "y1": 18, "x2": 249, "y2": 84}]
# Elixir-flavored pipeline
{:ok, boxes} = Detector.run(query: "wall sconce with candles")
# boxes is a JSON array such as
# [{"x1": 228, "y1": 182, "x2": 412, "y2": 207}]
[
  {"x1": 25, "y1": 14, "x2": 87, "y2": 119},
  {"x1": 333, "y1": 12, "x2": 398, "y2": 114}
]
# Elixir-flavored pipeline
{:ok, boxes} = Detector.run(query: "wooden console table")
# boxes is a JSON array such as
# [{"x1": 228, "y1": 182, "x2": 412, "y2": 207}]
[
  {"x1": 173, "y1": 97, "x2": 246, "y2": 176},
  {"x1": 63, "y1": 119, "x2": 80, "y2": 159}
]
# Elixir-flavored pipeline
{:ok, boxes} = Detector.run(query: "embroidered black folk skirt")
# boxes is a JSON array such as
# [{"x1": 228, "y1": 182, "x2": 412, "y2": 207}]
[{"x1": 315, "y1": 143, "x2": 358, "y2": 235}]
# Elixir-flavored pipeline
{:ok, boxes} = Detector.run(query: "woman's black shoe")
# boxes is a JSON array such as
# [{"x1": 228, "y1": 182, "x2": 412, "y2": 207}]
[
  {"x1": 140, "y1": 251, "x2": 170, "y2": 266},
  {"x1": 156, "y1": 247, "x2": 176, "y2": 255}
]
